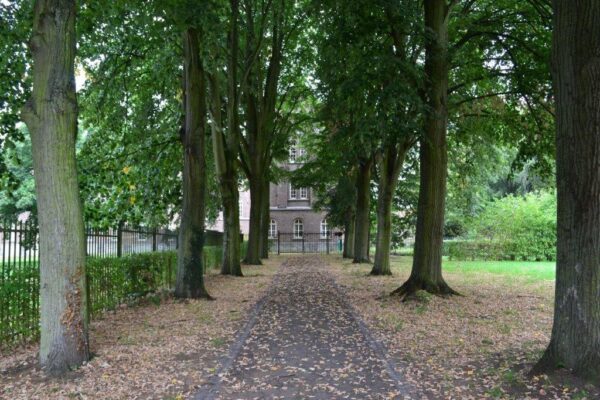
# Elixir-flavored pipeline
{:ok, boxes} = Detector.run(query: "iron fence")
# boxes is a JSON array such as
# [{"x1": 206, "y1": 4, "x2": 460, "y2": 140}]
[
  {"x1": 0, "y1": 221, "x2": 177, "y2": 346},
  {"x1": 269, "y1": 232, "x2": 343, "y2": 254}
]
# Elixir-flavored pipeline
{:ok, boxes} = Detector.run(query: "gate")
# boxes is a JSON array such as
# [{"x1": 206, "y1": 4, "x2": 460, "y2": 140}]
[{"x1": 269, "y1": 232, "x2": 342, "y2": 254}]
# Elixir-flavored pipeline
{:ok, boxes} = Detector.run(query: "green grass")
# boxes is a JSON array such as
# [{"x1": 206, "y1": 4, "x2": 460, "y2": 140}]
[
  {"x1": 443, "y1": 260, "x2": 555, "y2": 281},
  {"x1": 389, "y1": 255, "x2": 555, "y2": 283}
]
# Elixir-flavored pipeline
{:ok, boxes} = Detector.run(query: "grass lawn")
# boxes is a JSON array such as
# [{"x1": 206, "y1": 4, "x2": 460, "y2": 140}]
[{"x1": 443, "y1": 259, "x2": 556, "y2": 281}]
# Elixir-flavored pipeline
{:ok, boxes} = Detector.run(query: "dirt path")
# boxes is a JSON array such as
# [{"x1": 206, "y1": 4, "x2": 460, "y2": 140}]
[{"x1": 195, "y1": 256, "x2": 411, "y2": 399}]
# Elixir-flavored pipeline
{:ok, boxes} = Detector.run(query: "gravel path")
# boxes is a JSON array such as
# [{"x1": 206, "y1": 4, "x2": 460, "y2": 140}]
[{"x1": 195, "y1": 256, "x2": 410, "y2": 399}]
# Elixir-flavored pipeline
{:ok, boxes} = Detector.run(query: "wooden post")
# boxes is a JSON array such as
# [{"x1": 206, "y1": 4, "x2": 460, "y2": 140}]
[
  {"x1": 277, "y1": 231, "x2": 280, "y2": 255},
  {"x1": 326, "y1": 234, "x2": 330, "y2": 255},
  {"x1": 152, "y1": 228, "x2": 157, "y2": 252}
]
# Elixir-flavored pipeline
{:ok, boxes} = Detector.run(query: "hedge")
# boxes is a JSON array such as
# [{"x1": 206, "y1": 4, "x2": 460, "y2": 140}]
[
  {"x1": 447, "y1": 192, "x2": 557, "y2": 261},
  {"x1": 1, "y1": 243, "x2": 248, "y2": 347}
]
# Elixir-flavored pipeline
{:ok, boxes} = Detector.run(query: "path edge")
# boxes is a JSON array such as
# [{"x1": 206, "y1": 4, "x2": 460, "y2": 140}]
[
  {"x1": 192, "y1": 261, "x2": 285, "y2": 400},
  {"x1": 327, "y1": 258, "x2": 418, "y2": 397}
]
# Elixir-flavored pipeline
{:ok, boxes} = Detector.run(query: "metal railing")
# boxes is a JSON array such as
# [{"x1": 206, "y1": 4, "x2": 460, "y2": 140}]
[
  {"x1": 0, "y1": 221, "x2": 177, "y2": 346},
  {"x1": 269, "y1": 232, "x2": 343, "y2": 254}
]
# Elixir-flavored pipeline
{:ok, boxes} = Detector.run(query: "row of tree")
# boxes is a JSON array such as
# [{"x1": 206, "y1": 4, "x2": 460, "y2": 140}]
[
  {"x1": 3, "y1": 0, "x2": 312, "y2": 374},
  {"x1": 2, "y1": 0, "x2": 599, "y2": 385}
]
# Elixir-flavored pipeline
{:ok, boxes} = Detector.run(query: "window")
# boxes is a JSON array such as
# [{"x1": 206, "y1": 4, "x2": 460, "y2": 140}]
[
  {"x1": 320, "y1": 219, "x2": 329, "y2": 239},
  {"x1": 299, "y1": 187, "x2": 308, "y2": 199},
  {"x1": 293, "y1": 218, "x2": 304, "y2": 239},
  {"x1": 289, "y1": 140, "x2": 297, "y2": 163},
  {"x1": 268, "y1": 219, "x2": 278, "y2": 239},
  {"x1": 289, "y1": 140, "x2": 306, "y2": 163},
  {"x1": 289, "y1": 185, "x2": 298, "y2": 200}
]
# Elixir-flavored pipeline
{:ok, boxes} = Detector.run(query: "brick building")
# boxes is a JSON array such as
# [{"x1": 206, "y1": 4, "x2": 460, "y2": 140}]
[{"x1": 268, "y1": 140, "x2": 333, "y2": 240}]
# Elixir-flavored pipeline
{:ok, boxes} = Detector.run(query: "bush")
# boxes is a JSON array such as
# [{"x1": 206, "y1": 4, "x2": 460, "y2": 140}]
[
  {"x1": 2, "y1": 242, "x2": 248, "y2": 346},
  {"x1": 87, "y1": 251, "x2": 177, "y2": 317},
  {"x1": 449, "y1": 191, "x2": 556, "y2": 261}
]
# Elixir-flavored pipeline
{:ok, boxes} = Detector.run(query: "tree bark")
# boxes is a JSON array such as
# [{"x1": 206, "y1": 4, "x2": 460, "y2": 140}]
[
  {"x1": 353, "y1": 157, "x2": 373, "y2": 263},
  {"x1": 175, "y1": 28, "x2": 211, "y2": 299},
  {"x1": 244, "y1": 176, "x2": 263, "y2": 264},
  {"x1": 21, "y1": 0, "x2": 89, "y2": 374},
  {"x1": 343, "y1": 211, "x2": 355, "y2": 259},
  {"x1": 372, "y1": 144, "x2": 410, "y2": 275},
  {"x1": 260, "y1": 177, "x2": 270, "y2": 258},
  {"x1": 392, "y1": 0, "x2": 458, "y2": 298},
  {"x1": 221, "y1": 177, "x2": 243, "y2": 276},
  {"x1": 533, "y1": 0, "x2": 600, "y2": 383}
]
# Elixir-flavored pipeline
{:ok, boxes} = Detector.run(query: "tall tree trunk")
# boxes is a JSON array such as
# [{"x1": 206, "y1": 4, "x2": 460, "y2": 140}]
[
  {"x1": 207, "y1": 0, "x2": 243, "y2": 277},
  {"x1": 244, "y1": 176, "x2": 263, "y2": 264},
  {"x1": 221, "y1": 176, "x2": 243, "y2": 276},
  {"x1": 353, "y1": 157, "x2": 373, "y2": 263},
  {"x1": 533, "y1": 0, "x2": 600, "y2": 382},
  {"x1": 21, "y1": 0, "x2": 89, "y2": 374},
  {"x1": 175, "y1": 28, "x2": 211, "y2": 299},
  {"x1": 392, "y1": 0, "x2": 457, "y2": 298},
  {"x1": 240, "y1": 1, "x2": 283, "y2": 264},
  {"x1": 372, "y1": 145, "x2": 409, "y2": 275},
  {"x1": 343, "y1": 211, "x2": 355, "y2": 259},
  {"x1": 260, "y1": 176, "x2": 270, "y2": 258}
]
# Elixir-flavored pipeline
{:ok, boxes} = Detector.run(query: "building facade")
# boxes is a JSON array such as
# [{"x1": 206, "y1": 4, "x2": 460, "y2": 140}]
[{"x1": 268, "y1": 141, "x2": 331, "y2": 240}]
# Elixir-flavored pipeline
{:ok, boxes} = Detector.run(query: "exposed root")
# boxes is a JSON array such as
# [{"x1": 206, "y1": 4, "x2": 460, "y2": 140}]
[{"x1": 390, "y1": 277, "x2": 461, "y2": 301}]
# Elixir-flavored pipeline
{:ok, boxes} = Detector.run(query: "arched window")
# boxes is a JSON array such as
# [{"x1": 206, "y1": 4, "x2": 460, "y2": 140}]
[
  {"x1": 268, "y1": 219, "x2": 278, "y2": 239},
  {"x1": 293, "y1": 218, "x2": 304, "y2": 239},
  {"x1": 320, "y1": 219, "x2": 329, "y2": 239}
]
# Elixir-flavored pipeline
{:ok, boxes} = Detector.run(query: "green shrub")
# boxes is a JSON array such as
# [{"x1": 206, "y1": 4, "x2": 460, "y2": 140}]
[
  {"x1": 449, "y1": 191, "x2": 556, "y2": 261},
  {"x1": 0, "y1": 263, "x2": 40, "y2": 344},
  {"x1": 2, "y1": 242, "x2": 246, "y2": 346},
  {"x1": 87, "y1": 251, "x2": 176, "y2": 317}
]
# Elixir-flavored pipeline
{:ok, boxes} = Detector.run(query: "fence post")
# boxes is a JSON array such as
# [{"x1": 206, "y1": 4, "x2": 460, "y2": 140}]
[
  {"x1": 326, "y1": 235, "x2": 330, "y2": 255},
  {"x1": 152, "y1": 228, "x2": 157, "y2": 252},
  {"x1": 117, "y1": 223, "x2": 123, "y2": 257},
  {"x1": 302, "y1": 235, "x2": 305, "y2": 253},
  {"x1": 277, "y1": 231, "x2": 280, "y2": 255}
]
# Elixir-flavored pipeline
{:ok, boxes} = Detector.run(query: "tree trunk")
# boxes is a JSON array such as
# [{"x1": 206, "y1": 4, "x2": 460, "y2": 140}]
[
  {"x1": 392, "y1": 0, "x2": 457, "y2": 299},
  {"x1": 244, "y1": 176, "x2": 263, "y2": 264},
  {"x1": 343, "y1": 211, "x2": 355, "y2": 259},
  {"x1": 260, "y1": 177, "x2": 270, "y2": 258},
  {"x1": 21, "y1": 0, "x2": 89, "y2": 374},
  {"x1": 372, "y1": 145, "x2": 409, "y2": 276},
  {"x1": 533, "y1": 0, "x2": 600, "y2": 383},
  {"x1": 175, "y1": 28, "x2": 211, "y2": 299},
  {"x1": 353, "y1": 157, "x2": 373, "y2": 263},
  {"x1": 221, "y1": 176, "x2": 243, "y2": 276}
]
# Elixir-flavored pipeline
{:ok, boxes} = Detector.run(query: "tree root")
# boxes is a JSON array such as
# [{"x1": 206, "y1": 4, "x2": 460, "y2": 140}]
[
  {"x1": 370, "y1": 267, "x2": 392, "y2": 276},
  {"x1": 390, "y1": 277, "x2": 461, "y2": 301},
  {"x1": 531, "y1": 345, "x2": 600, "y2": 385}
]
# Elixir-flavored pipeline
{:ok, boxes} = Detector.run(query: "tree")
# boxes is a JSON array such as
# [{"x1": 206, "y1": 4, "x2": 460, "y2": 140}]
[
  {"x1": 392, "y1": 0, "x2": 458, "y2": 297},
  {"x1": 533, "y1": 0, "x2": 600, "y2": 383},
  {"x1": 175, "y1": 27, "x2": 211, "y2": 299},
  {"x1": 237, "y1": 0, "x2": 313, "y2": 265},
  {"x1": 207, "y1": 0, "x2": 244, "y2": 276},
  {"x1": 21, "y1": 0, "x2": 89, "y2": 373},
  {"x1": 239, "y1": 0, "x2": 281, "y2": 265}
]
